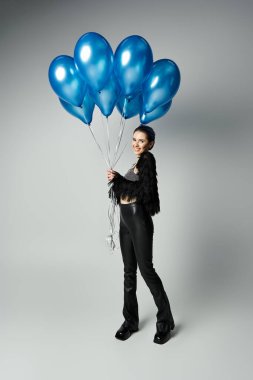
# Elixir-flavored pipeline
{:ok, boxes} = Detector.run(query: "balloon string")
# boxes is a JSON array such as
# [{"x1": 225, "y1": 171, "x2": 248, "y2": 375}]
[
  {"x1": 106, "y1": 184, "x2": 120, "y2": 253},
  {"x1": 88, "y1": 123, "x2": 110, "y2": 168},
  {"x1": 100, "y1": 113, "x2": 111, "y2": 168},
  {"x1": 112, "y1": 98, "x2": 126, "y2": 166},
  {"x1": 111, "y1": 117, "x2": 123, "y2": 168},
  {"x1": 105, "y1": 99, "x2": 128, "y2": 253},
  {"x1": 87, "y1": 121, "x2": 120, "y2": 253},
  {"x1": 114, "y1": 138, "x2": 128, "y2": 167},
  {"x1": 111, "y1": 98, "x2": 127, "y2": 168},
  {"x1": 105, "y1": 116, "x2": 111, "y2": 167},
  {"x1": 114, "y1": 120, "x2": 126, "y2": 165},
  {"x1": 87, "y1": 101, "x2": 128, "y2": 253},
  {"x1": 112, "y1": 116, "x2": 126, "y2": 168}
]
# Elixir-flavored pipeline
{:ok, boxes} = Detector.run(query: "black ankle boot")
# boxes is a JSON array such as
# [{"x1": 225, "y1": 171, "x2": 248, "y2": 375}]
[
  {"x1": 153, "y1": 319, "x2": 175, "y2": 344},
  {"x1": 115, "y1": 321, "x2": 139, "y2": 341}
]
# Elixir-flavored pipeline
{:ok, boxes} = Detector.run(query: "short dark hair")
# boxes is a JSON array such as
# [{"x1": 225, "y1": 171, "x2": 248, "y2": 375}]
[{"x1": 133, "y1": 124, "x2": 156, "y2": 150}]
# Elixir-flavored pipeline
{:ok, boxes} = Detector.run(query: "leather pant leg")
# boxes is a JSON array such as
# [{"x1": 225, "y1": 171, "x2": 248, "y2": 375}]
[
  {"x1": 119, "y1": 210, "x2": 139, "y2": 330},
  {"x1": 119, "y1": 202, "x2": 174, "y2": 327}
]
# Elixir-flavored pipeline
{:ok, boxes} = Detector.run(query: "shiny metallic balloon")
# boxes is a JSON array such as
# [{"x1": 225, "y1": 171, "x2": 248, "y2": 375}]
[
  {"x1": 116, "y1": 93, "x2": 141, "y2": 119},
  {"x1": 59, "y1": 90, "x2": 95, "y2": 125},
  {"x1": 142, "y1": 59, "x2": 180, "y2": 113},
  {"x1": 49, "y1": 55, "x2": 87, "y2": 107},
  {"x1": 114, "y1": 35, "x2": 153, "y2": 98},
  {"x1": 81, "y1": 91, "x2": 95, "y2": 124},
  {"x1": 140, "y1": 100, "x2": 172, "y2": 124},
  {"x1": 59, "y1": 98, "x2": 86, "y2": 124},
  {"x1": 91, "y1": 74, "x2": 120, "y2": 117},
  {"x1": 74, "y1": 32, "x2": 114, "y2": 92}
]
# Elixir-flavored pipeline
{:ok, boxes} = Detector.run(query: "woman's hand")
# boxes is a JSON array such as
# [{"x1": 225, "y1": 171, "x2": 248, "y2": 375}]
[{"x1": 107, "y1": 169, "x2": 119, "y2": 182}]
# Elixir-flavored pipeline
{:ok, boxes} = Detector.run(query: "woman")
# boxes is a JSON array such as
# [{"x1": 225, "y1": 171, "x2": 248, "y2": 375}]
[{"x1": 107, "y1": 124, "x2": 175, "y2": 344}]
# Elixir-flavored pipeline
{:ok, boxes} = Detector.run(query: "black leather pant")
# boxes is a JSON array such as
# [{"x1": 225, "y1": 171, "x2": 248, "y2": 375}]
[{"x1": 119, "y1": 202, "x2": 174, "y2": 330}]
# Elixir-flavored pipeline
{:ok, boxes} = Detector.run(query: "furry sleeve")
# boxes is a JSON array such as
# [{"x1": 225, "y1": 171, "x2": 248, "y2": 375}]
[{"x1": 108, "y1": 151, "x2": 160, "y2": 216}]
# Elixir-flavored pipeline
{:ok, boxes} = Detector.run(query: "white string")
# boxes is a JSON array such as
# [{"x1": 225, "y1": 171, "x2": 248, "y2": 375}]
[
  {"x1": 114, "y1": 139, "x2": 128, "y2": 167},
  {"x1": 105, "y1": 116, "x2": 111, "y2": 167},
  {"x1": 85, "y1": 99, "x2": 129, "y2": 253},
  {"x1": 100, "y1": 113, "x2": 111, "y2": 168},
  {"x1": 111, "y1": 98, "x2": 127, "y2": 168},
  {"x1": 87, "y1": 123, "x2": 110, "y2": 168}
]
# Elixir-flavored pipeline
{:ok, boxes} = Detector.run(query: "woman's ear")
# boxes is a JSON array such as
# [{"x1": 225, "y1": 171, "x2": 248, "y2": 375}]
[{"x1": 149, "y1": 141, "x2": 154, "y2": 149}]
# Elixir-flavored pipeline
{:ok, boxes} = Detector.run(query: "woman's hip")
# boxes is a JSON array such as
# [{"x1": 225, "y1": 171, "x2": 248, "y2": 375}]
[{"x1": 119, "y1": 202, "x2": 153, "y2": 233}]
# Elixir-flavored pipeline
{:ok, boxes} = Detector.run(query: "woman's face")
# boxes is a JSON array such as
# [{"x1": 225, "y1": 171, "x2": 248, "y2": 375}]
[{"x1": 132, "y1": 130, "x2": 154, "y2": 157}]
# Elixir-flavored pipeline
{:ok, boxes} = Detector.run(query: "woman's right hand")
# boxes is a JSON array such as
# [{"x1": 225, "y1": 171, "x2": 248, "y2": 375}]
[{"x1": 107, "y1": 169, "x2": 118, "y2": 182}]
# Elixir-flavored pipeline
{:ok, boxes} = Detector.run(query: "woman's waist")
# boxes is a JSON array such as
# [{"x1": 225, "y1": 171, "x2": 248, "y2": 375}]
[
  {"x1": 120, "y1": 195, "x2": 137, "y2": 204},
  {"x1": 119, "y1": 201, "x2": 152, "y2": 220}
]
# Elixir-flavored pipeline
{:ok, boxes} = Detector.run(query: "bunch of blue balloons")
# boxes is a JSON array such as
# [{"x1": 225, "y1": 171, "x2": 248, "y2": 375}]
[{"x1": 48, "y1": 32, "x2": 180, "y2": 125}]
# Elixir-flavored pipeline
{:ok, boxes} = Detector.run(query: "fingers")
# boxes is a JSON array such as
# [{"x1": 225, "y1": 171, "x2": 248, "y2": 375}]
[
  {"x1": 107, "y1": 169, "x2": 116, "y2": 175},
  {"x1": 106, "y1": 168, "x2": 116, "y2": 181}
]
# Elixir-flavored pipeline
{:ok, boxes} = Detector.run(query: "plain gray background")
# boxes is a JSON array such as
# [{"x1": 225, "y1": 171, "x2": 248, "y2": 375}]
[{"x1": 1, "y1": 0, "x2": 252, "y2": 379}]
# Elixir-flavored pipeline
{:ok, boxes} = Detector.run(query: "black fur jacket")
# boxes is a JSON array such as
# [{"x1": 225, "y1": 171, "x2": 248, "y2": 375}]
[{"x1": 108, "y1": 150, "x2": 160, "y2": 216}]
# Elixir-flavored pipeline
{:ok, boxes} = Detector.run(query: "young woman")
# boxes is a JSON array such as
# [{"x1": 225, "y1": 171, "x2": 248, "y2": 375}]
[{"x1": 107, "y1": 124, "x2": 175, "y2": 344}]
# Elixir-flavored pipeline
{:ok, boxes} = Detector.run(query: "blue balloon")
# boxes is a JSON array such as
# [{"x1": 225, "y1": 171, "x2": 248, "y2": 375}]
[
  {"x1": 74, "y1": 32, "x2": 113, "y2": 91},
  {"x1": 59, "y1": 98, "x2": 86, "y2": 124},
  {"x1": 81, "y1": 91, "x2": 95, "y2": 124},
  {"x1": 59, "y1": 90, "x2": 95, "y2": 125},
  {"x1": 49, "y1": 55, "x2": 87, "y2": 107},
  {"x1": 90, "y1": 74, "x2": 120, "y2": 117},
  {"x1": 142, "y1": 59, "x2": 180, "y2": 113},
  {"x1": 114, "y1": 35, "x2": 153, "y2": 98},
  {"x1": 140, "y1": 100, "x2": 172, "y2": 124},
  {"x1": 116, "y1": 93, "x2": 141, "y2": 119}
]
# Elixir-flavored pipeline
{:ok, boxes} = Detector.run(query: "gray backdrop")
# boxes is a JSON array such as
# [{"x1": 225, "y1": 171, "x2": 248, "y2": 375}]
[{"x1": 1, "y1": 0, "x2": 252, "y2": 379}]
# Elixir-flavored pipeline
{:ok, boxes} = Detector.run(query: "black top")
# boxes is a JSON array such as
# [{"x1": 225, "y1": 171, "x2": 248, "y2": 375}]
[
  {"x1": 108, "y1": 151, "x2": 160, "y2": 216},
  {"x1": 124, "y1": 165, "x2": 139, "y2": 181}
]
